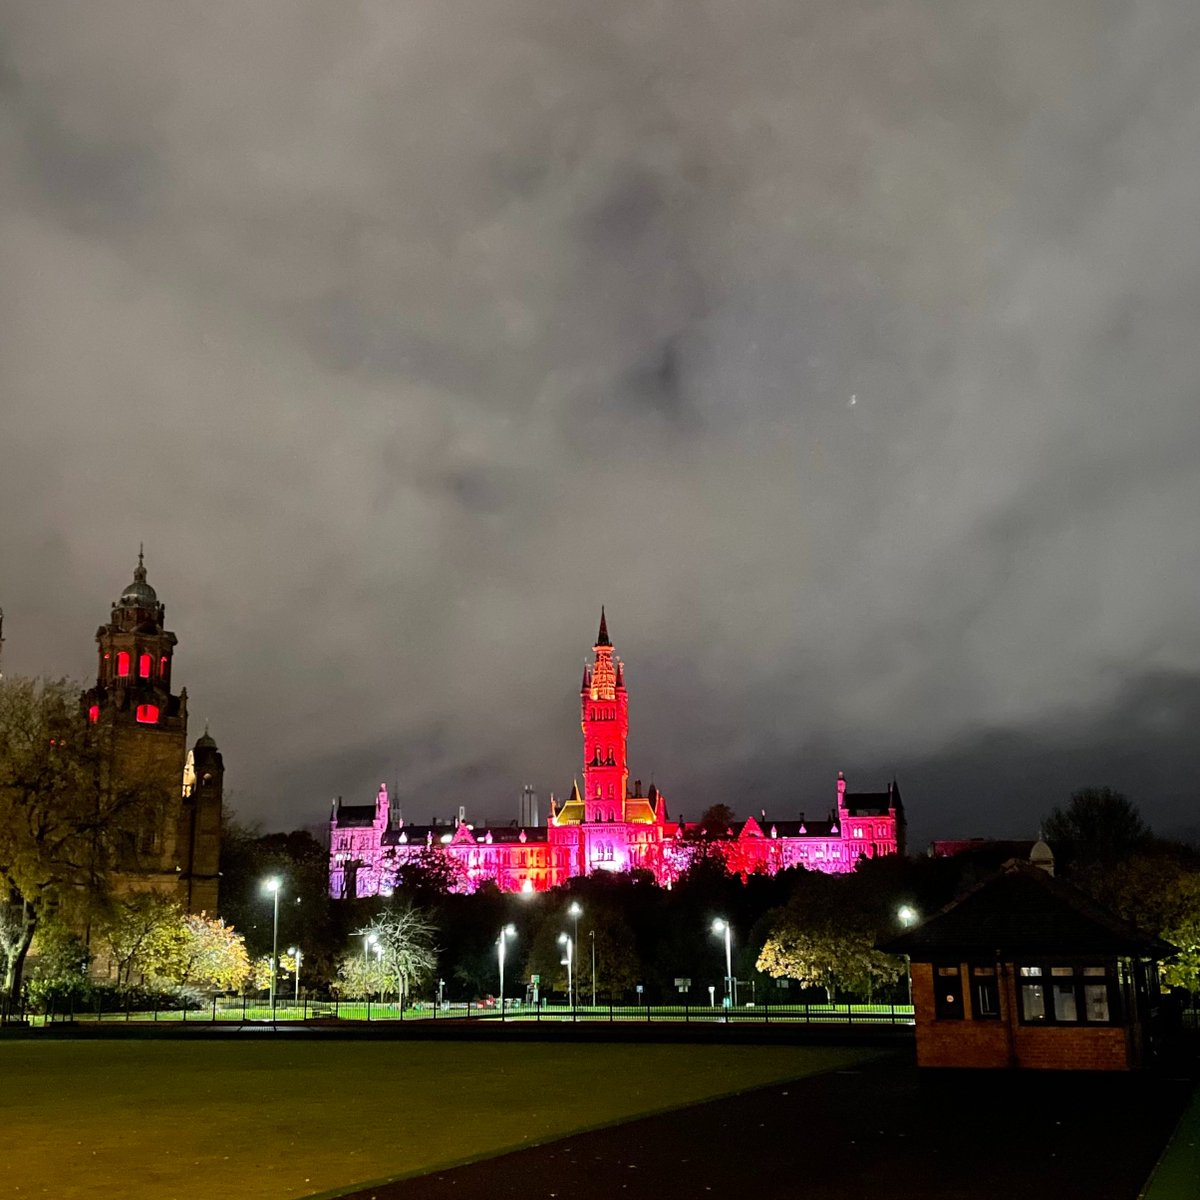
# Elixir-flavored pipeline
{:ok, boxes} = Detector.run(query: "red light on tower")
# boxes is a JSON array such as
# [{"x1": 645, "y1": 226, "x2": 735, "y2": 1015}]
[
  {"x1": 135, "y1": 704, "x2": 159, "y2": 724},
  {"x1": 88, "y1": 705, "x2": 100, "y2": 724}
]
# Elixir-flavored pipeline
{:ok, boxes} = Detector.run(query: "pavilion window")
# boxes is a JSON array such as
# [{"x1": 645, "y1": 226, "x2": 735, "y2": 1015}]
[
  {"x1": 1018, "y1": 964, "x2": 1115, "y2": 1025},
  {"x1": 934, "y1": 964, "x2": 964, "y2": 1020},
  {"x1": 969, "y1": 965, "x2": 1000, "y2": 1019}
]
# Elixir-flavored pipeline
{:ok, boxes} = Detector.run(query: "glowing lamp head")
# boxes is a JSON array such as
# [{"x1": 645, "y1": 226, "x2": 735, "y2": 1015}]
[
  {"x1": 503, "y1": 924, "x2": 516, "y2": 938},
  {"x1": 568, "y1": 901, "x2": 582, "y2": 917},
  {"x1": 712, "y1": 919, "x2": 727, "y2": 934},
  {"x1": 898, "y1": 905, "x2": 918, "y2": 927},
  {"x1": 558, "y1": 932, "x2": 568, "y2": 945},
  {"x1": 262, "y1": 877, "x2": 281, "y2": 895}
]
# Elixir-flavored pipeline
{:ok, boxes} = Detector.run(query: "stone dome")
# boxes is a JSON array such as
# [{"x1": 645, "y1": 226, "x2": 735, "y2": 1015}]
[{"x1": 118, "y1": 550, "x2": 158, "y2": 608}]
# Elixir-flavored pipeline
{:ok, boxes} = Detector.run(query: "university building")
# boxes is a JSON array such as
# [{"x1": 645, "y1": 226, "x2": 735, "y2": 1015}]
[
  {"x1": 330, "y1": 613, "x2": 906, "y2": 897},
  {"x1": 80, "y1": 552, "x2": 224, "y2": 913}
]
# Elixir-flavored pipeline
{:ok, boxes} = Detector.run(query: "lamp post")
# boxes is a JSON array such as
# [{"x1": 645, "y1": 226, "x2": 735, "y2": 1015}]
[
  {"x1": 567, "y1": 902, "x2": 582, "y2": 1008},
  {"x1": 712, "y1": 918, "x2": 733, "y2": 1009},
  {"x1": 897, "y1": 906, "x2": 918, "y2": 1007},
  {"x1": 558, "y1": 933, "x2": 573, "y2": 1012},
  {"x1": 498, "y1": 924, "x2": 516, "y2": 1021},
  {"x1": 589, "y1": 929, "x2": 597, "y2": 1007},
  {"x1": 287, "y1": 946, "x2": 302, "y2": 1009},
  {"x1": 262, "y1": 878, "x2": 281, "y2": 1018}
]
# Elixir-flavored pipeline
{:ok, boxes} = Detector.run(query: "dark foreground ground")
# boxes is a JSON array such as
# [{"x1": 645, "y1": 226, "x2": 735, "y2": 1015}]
[{"x1": 337, "y1": 1053, "x2": 1194, "y2": 1200}]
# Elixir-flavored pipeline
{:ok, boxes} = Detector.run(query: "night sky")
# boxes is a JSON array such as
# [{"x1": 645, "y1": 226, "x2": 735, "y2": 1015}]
[{"x1": 3, "y1": 2, "x2": 1200, "y2": 848}]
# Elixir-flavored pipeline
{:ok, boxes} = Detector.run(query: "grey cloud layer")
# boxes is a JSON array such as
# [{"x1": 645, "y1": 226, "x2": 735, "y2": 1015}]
[{"x1": 2, "y1": 0, "x2": 1199, "y2": 843}]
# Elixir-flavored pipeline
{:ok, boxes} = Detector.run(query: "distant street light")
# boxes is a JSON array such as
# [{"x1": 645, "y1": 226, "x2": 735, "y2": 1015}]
[
  {"x1": 589, "y1": 929, "x2": 597, "y2": 1007},
  {"x1": 287, "y1": 946, "x2": 302, "y2": 1007},
  {"x1": 558, "y1": 932, "x2": 573, "y2": 1012},
  {"x1": 897, "y1": 906, "x2": 918, "y2": 1007},
  {"x1": 262, "y1": 878, "x2": 281, "y2": 1018},
  {"x1": 567, "y1": 902, "x2": 582, "y2": 1008},
  {"x1": 712, "y1": 918, "x2": 734, "y2": 1008},
  {"x1": 497, "y1": 924, "x2": 517, "y2": 1021}
]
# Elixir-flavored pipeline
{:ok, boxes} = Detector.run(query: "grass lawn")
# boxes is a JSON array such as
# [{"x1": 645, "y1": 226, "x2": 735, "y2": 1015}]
[{"x1": 1, "y1": 1039, "x2": 875, "y2": 1200}]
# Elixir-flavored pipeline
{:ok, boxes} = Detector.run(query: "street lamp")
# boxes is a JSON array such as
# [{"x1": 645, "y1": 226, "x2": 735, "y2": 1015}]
[
  {"x1": 558, "y1": 932, "x2": 573, "y2": 1012},
  {"x1": 262, "y1": 877, "x2": 281, "y2": 1018},
  {"x1": 567, "y1": 902, "x2": 582, "y2": 1008},
  {"x1": 497, "y1": 924, "x2": 516, "y2": 1021},
  {"x1": 287, "y1": 946, "x2": 302, "y2": 1008},
  {"x1": 712, "y1": 918, "x2": 734, "y2": 1008},
  {"x1": 589, "y1": 929, "x2": 597, "y2": 1007},
  {"x1": 897, "y1": 906, "x2": 918, "y2": 1008}
]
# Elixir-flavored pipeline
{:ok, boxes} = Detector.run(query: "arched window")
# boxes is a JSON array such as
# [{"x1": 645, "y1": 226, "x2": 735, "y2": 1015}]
[
  {"x1": 138, "y1": 653, "x2": 153, "y2": 678},
  {"x1": 135, "y1": 704, "x2": 159, "y2": 724},
  {"x1": 159, "y1": 656, "x2": 169, "y2": 677},
  {"x1": 116, "y1": 651, "x2": 131, "y2": 677},
  {"x1": 88, "y1": 704, "x2": 100, "y2": 724}
]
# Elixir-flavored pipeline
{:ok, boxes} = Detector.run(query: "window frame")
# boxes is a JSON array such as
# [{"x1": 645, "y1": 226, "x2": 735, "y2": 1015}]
[
  {"x1": 1016, "y1": 961, "x2": 1118, "y2": 1026},
  {"x1": 933, "y1": 963, "x2": 965, "y2": 1020}
]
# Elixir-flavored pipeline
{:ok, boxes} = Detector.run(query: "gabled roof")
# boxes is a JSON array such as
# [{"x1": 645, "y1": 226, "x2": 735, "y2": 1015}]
[
  {"x1": 553, "y1": 779, "x2": 585, "y2": 826},
  {"x1": 880, "y1": 861, "x2": 1175, "y2": 961}
]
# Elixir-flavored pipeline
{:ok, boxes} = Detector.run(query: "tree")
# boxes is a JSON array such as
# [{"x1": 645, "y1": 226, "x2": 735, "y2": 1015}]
[
  {"x1": 144, "y1": 913, "x2": 251, "y2": 994},
  {"x1": 523, "y1": 903, "x2": 641, "y2": 1000},
  {"x1": 1043, "y1": 788, "x2": 1152, "y2": 864},
  {"x1": 756, "y1": 905, "x2": 904, "y2": 1001},
  {"x1": 98, "y1": 893, "x2": 184, "y2": 987},
  {"x1": 0, "y1": 677, "x2": 167, "y2": 1009},
  {"x1": 339, "y1": 903, "x2": 437, "y2": 1001}
]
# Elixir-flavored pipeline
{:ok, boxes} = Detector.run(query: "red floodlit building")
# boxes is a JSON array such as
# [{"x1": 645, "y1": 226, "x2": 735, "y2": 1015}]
[{"x1": 329, "y1": 613, "x2": 906, "y2": 898}]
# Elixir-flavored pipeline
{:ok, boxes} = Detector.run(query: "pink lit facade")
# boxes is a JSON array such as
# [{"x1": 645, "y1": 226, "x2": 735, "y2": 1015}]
[{"x1": 329, "y1": 614, "x2": 905, "y2": 898}]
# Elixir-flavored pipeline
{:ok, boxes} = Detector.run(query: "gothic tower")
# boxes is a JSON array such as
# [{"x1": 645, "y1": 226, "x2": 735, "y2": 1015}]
[
  {"x1": 580, "y1": 608, "x2": 629, "y2": 822},
  {"x1": 81, "y1": 550, "x2": 221, "y2": 912}
]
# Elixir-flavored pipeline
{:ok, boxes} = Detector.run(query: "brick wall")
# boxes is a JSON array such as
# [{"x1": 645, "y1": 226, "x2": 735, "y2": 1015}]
[{"x1": 912, "y1": 961, "x2": 1135, "y2": 1072}]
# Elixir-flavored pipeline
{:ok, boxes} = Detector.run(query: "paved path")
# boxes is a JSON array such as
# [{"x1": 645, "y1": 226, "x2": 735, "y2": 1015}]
[{"x1": 336, "y1": 1054, "x2": 1192, "y2": 1200}]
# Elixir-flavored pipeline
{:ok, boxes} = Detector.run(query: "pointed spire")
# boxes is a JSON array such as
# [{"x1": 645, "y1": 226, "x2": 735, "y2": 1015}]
[{"x1": 596, "y1": 606, "x2": 610, "y2": 647}]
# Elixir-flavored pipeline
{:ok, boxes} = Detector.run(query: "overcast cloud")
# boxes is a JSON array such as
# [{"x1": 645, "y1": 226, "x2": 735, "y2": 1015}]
[{"x1": 2, "y1": 1, "x2": 1200, "y2": 846}]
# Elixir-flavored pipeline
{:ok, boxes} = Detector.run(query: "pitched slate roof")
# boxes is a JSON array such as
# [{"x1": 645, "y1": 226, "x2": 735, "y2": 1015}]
[
  {"x1": 879, "y1": 861, "x2": 1174, "y2": 961},
  {"x1": 381, "y1": 824, "x2": 543, "y2": 847},
  {"x1": 843, "y1": 786, "x2": 901, "y2": 817},
  {"x1": 333, "y1": 804, "x2": 377, "y2": 828}
]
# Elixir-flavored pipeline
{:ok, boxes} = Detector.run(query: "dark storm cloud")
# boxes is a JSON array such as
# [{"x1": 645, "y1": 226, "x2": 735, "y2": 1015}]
[{"x1": 2, "y1": 0, "x2": 1200, "y2": 846}]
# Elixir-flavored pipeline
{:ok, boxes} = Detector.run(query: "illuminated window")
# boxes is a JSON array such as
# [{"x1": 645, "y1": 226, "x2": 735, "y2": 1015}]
[
  {"x1": 159, "y1": 656, "x2": 168, "y2": 677},
  {"x1": 88, "y1": 704, "x2": 100, "y2": 724},
  {"x1": 117, "y1": 651, "x2": 131, "y2": 677},
  {"x1": 135, "y1": 704, "x2": 160, "y2": 724},
  {"x1": 1019, "y1": 964, "x2": 1114, "y2": 1025},
  {"x1": 138, "y1": 653, "x2": 152, "y2": 678}
]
